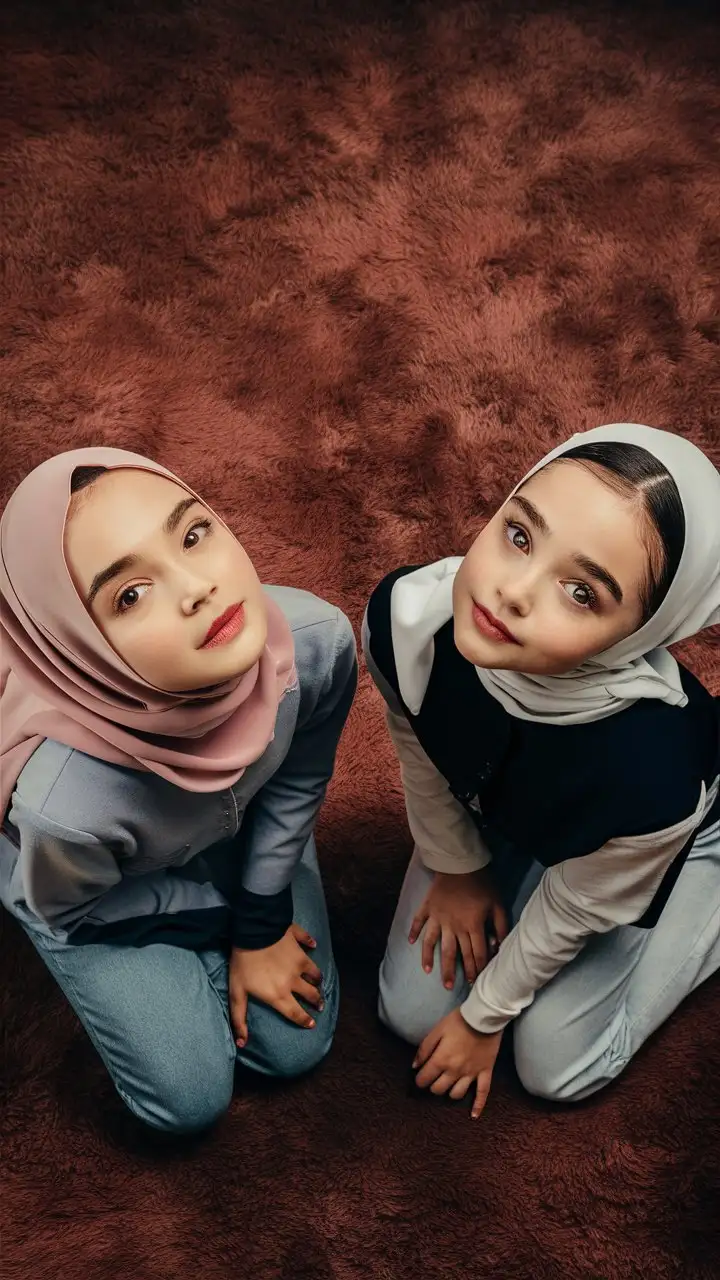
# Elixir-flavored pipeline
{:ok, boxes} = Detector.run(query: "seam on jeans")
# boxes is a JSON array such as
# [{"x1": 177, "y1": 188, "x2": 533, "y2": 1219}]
[
  {"x1": 624, "y1": 898, "x2": 720, "y2": 1036},
  {"x1": 194, "y1": 955, "x2": 239, "y2": 1059},
  {"x1": 35, "y1": 937, "x2": 236, "y2": 1117},
  {"x1": 29, "y1": 939, "x2": 155, "y2": 1121}
]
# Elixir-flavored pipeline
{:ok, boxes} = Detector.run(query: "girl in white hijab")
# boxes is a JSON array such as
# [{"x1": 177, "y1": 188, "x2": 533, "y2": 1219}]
[{"x1": 363, "y1": 424, "x2": 720, "y2": 1118}]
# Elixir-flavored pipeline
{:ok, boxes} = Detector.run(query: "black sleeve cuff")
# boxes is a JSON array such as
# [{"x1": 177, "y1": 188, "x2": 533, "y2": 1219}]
[{"x1": 230, "y1": 884, "x2": 293, "y2": 950}]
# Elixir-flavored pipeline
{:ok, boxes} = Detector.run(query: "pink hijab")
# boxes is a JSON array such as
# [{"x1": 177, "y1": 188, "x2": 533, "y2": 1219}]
[{"x1": 0, "y1": 448, "x2": 296, "y2": 819}]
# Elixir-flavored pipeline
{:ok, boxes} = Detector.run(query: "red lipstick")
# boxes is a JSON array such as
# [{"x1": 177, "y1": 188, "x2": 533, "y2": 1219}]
[
  {"x1": 202, "y1": 603, "x2": 245, "y2": 648},
  {"x1": 472, "y1": 602, "x2": 520, "y2": 645}
]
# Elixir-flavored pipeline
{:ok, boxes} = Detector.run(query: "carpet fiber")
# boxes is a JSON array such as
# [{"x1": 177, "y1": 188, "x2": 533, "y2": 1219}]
[{"x1": 2, "y1": 1, "x2": 719, "y2": 1276}]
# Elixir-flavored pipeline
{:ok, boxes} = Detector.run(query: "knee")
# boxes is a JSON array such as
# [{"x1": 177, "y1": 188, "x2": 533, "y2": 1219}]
[
  {"x1": 270, "y1": 1022, "x2": 335, "y2": 1079},
  {"x1": 122, "y1": 1057, "x2": 235, "y2": 1135},
  {"x1": 246, "y1": 986, "x2": 339, "y2": 1079},
  {"x1": 514, "y1": 1052, "x2": 571, "y2": 1103},
  {"x1": 378, "y1": 978, "x2": 446, "y2": 1047},
  {"x1": 513, "y1": 1023, "x2": 595, "y2": 1104}
]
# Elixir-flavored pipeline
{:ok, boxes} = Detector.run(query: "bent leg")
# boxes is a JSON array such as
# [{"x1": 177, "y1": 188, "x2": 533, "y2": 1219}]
[
  {"x1": 26, "y1": 928, "x2": 236, "y2": 1134},
  {"x1": 219, "y1": 834, "x2": 340, "y2": 1078},
  {"x1": 514, "y1": 821, "x2": 720, "y2": 1101},
  {"x1": 378, "y1": 848, "x2": 471, "y2": 1044}
]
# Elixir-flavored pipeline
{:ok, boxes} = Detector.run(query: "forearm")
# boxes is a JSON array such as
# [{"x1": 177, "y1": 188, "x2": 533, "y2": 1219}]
[
  {"x1": 233, "y1": 611, "x2": 357, "y2": 947},
  {"x1": 461, "y1": 812, "x2": 702, "y2": 1034},
  {"x1": 460, "y1": 867, "x2": 593, "y2": 1033}
]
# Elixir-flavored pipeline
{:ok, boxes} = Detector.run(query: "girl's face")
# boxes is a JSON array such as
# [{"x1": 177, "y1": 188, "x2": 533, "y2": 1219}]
[
  {"x1": 64, "y1": 469, "x2": 268, "y2": 692},
  {"x1": 453, "y1": 461, "x2": 651, "y2": 675}
]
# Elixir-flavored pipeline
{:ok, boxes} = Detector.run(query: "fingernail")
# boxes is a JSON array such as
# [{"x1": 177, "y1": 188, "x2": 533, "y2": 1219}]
[
  {"x1": 423, "y1": 965, "x2": 431, "y2": 974},
  {"x1": 236, "y1": 1037, "x2": 246, "y2": 1048},
  {"x1": 412, "y1": 1059, "x2": 418, "y2": 1069},
  {"x1": 308, "y1": 1020, "x2": 316, "y2": 1029},
  {"x1": 445, "y1": 980, "x2": 453, "y2": 989},
  {"x1": 318, "y1": 1001, "x2": 325, "y2": 1012}
]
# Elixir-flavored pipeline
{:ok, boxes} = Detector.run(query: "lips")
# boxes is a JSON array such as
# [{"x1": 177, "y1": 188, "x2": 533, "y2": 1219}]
[
  {"x1": 202, "y1": 603, "x2": 245, "y2": 648},
  {"x1": 471, "y1": 602, "x2": 520, "y2": 645}
]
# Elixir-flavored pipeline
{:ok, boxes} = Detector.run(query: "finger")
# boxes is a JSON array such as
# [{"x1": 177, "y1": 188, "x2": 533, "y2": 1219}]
[
  {"x1": 440, "y1": 926, "x2": 458, "y2": 990},
  {"x1": 291, "y1": 923, "x2": 317, "y2": 949},
  {"x1": 413, "y1": 1023, "x2": 443, "y2": 1070},
  {"x1": 409, "y1": 903, "x2": 430, "y2": 945},
  {"x1": 471, "y1": 1069, "x2": 493, "y2": 1120},
  {"x1": 279, "y1": 996, "x2": 316, "y2": 1029},
  {"x1": 459, "y1": 933, "x2": 478, "y2": 984},
  {"x1": 421, "y1": 919, "x2": 440, "y2": 975},
  {"x1": 415, "y1": 1056, "x2": 446, "y2": 1090},
  {"x1": 430, "y1": 1071, "x2": 459, "y2": 1096},
  {"x1": 493, "y1": 902, "x2": 510, "y2": 944},
  {"x1": 230, "y1": 986, "x2": 249, "y2": 1049},
  {"x1": 449, "y1": 1075, "x2": 474, "y2": 1101},
  {"x1": 299, "y1": 954, "x2": 323, "y2": 985},
  {"x1": 295, "y1": 977, "x2": 325, "y2": 1009},
  {"x1": 470, "y1": 928, "x2": 488, "y2": 976}
]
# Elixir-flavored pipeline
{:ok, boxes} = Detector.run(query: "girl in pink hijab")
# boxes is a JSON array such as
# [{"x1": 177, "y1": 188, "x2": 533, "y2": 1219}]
[{"x1": 1, "y1": 449, "x2": 357, "y2": 1133}]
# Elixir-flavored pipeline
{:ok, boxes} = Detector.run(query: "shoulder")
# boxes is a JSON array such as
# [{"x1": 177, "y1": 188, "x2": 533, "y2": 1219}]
[
  {"x1": 263, "y1": 585, "x2": 356, "y2": 702},
  {"x1": 366, "y1": 566, "x2": 423, "y2": 631},
  {"x1": 10, "y1": 739, "x2": 160, "y2": 838},
  {"x1": 264, "y1": 584, "x2": 349, "y2": 636},
  {"x1": 582, "y1": 667, "x2": 716, "y2": 812},
  {"x1": 509, "y1": 672, "x2": 718, "y2": 858},
  {"x1": 364, "y1": 566, "x2": 424, "y2": 692}
]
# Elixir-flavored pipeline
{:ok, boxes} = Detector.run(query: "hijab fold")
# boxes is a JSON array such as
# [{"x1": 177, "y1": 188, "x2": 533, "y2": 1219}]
[
  {"x1": 1, "y1": 448, "x2": 296, "y2": 819},
  {"x1": 391, "y1": 424, "x2": 720, "y2": 725}
]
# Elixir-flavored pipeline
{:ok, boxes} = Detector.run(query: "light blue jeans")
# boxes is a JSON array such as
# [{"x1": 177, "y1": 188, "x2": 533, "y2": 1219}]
[{"x1": 24, "y1": 836, "x2": 338, "y2": 1134}]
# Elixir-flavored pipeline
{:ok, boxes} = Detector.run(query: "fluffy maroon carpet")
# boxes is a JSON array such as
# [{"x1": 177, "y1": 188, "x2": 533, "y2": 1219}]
[{"x1": 2, "y1": 1, "x2": 719, "y2": 1276}]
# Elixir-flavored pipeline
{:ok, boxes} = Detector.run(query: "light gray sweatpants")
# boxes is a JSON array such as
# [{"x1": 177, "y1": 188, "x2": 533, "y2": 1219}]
[{"x1": 378, "y1": 831, "x2": 720, "y2": 1102}]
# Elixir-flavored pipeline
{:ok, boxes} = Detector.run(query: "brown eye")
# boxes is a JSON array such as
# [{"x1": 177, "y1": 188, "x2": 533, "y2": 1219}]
[
  {"x1": 115, "y1": 584, "x2": 149, "y2": 614},
  {"x1": 563, "y1": 582, "x2": 596, "y2": 609},
  {"x1": 505, "y1": 521, "x2": 530, "y2": 552},
  {"x1": 184, "y1": 519, "x2": 212, "y2": 549}
]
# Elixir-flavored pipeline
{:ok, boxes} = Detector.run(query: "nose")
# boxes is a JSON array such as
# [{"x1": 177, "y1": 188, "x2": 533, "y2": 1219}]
[
  {"x1": 179, "y1": 572, "x2": 217, "y2": 617},
  {"x1": 497, "y1": 564, "x2": 538, "y2": 618}
]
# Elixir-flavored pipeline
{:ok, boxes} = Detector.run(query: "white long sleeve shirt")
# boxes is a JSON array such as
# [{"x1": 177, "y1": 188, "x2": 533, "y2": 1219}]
[{"x1": 386, "y1": 705, "x2": 716, "y2": 1035}]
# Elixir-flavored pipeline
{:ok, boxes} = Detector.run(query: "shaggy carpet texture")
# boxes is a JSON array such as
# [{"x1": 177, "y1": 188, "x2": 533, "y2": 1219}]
[{"x1": 2, "y1": 0, "x2": 719, "y2": 1276}]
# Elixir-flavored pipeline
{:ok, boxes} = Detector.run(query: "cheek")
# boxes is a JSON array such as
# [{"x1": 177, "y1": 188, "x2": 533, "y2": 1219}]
[
  {"x1": 531, "y1": 613, "x2": 612, "y2": 670},
  {"x1": 458, "y1": 534, "x2": 492, "y2": 588},
  {"x1": 105, "y1": 615, "x2": 177, "y2": 675},
  {"x1": 220, "y1": 536, "x2": 260, "y2": 592}
]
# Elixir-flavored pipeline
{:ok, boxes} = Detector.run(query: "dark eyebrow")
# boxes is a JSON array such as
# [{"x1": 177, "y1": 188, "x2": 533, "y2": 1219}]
[
  {"x1": 87, "y1": 555, "x2": 138, "y2": 607},
  {"x1": 87, "y1": 498, "x2": 200, "y2": 606},
  {"x1": 511, "y1": 494, "x2": 550, "y2": 535},
  {"x1": 164, "y1": 497, "x2": 199, "y2": 534},
  {"x1": 573, "y1": 554, "x2": 624, "y2": 605}
]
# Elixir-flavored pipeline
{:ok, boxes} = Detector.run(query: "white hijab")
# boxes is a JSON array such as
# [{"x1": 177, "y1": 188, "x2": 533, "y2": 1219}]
[{"x1": 391, "y1": 424, "x2": 720, "y2": 725}]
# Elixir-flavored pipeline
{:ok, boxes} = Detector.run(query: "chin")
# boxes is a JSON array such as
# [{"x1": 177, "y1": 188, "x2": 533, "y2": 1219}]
[
  {"x1": 453, "y1": 617, "x2": 502, "y2": 669},
  {"x1": 454, "y1": 621, "x2": 528, "y2": 674}
]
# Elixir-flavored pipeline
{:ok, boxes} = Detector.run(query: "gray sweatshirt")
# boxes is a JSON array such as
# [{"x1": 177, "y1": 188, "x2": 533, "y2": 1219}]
[{"x1": 0, "y1": 586, "x2": 357, "y2": 952}]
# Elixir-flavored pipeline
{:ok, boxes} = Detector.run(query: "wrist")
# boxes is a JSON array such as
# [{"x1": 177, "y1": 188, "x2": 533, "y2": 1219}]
[
  {"x1": 458, "y1": 1005, "x2": 504, "y2": 1040},
  {"x1": 230, "y1": 885, "x2": 293, "y2": 950},
  {"x1": 435, "y1": 865, "x2": 493, "y2": 883},
  {"x1": 433, "y1": 868, "x2": 479, "y2": 886},
  {"x1": 460, "y1": 988, "x2": 512, "y2": 1036}
]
